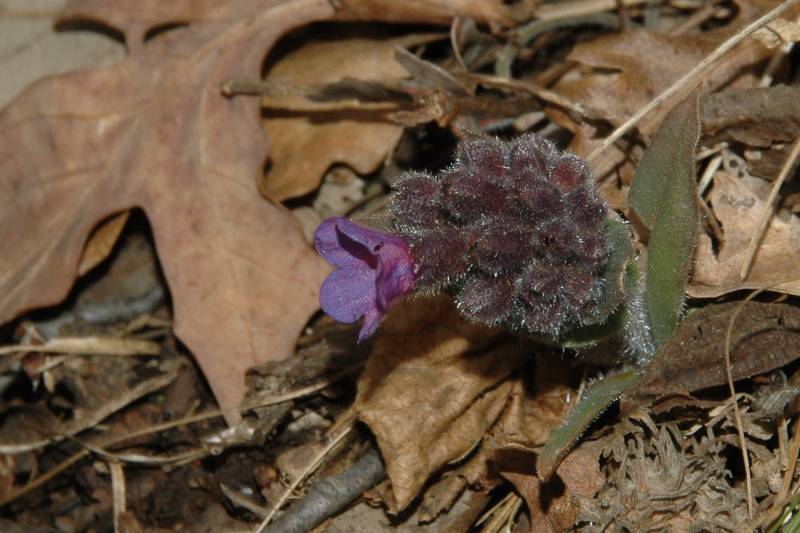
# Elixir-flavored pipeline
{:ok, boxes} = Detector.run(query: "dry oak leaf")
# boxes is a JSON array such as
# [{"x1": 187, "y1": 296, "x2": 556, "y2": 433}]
[
  {"x1": 690, "y1": 171, "x2": 800, "y2": 297},
  {"x1": 354, "y1": 295, "x2": 526, "y2": 513},
  {"x1": 552, "y1": 0, "x2": 780, "y2": 139},
  {"x1": 0, "y1": 0, "x2": 335, "y2": 422},
  {"x1": 333, "y1": 0, "x2": 514, "y2": 28},
  {"x1": 262, "y1": 37, "x2": 408, "y2": 202}
]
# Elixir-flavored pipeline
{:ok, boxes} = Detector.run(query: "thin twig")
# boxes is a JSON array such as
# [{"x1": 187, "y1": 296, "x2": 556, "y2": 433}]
[
  {"x1": 739, "y1": 137, "x2": 800, "y2": 280},
  {"x1": 534, "y1": 0, "x2": 649, "y2": 20},
  {"x1": 759, "y1": 43, "x2": 794, "y2": 87},
  {"x1": 109, "y1": 462, "x2": 126, "y2": 533},
  {"x1": 261, "y1": 445, "x2": 385, "y2": 533},
  {"x1": 255, "y1": 423, "x2": 354, "y2": 532},
  {"x1": 0, "y1": 336, "x2": 160, "y2": 356},
  {"x1": 114, "y1": 362, "x2": 362, "y2": 445},
  {"x1": 0, "y1": 368, "x2": 360, "y2": 507},
  {"x1": 669, "y1": 1, "x2": 722, "y2": 36},
  {"x1": 724, "y1": 296, "x2": 757, "y2": 519},
  {"x1": 723, "y1": 281, "x2": 800, "y2": 519},
  {"x1": 777, "y1": 416, "x2": 800, "y2": 506},
  {"x1": 585, "y1": 0, "x2": 800, "y2": 164},
  {"x1": 698, "y1": 154, "x2": 723, "y2": 195}
]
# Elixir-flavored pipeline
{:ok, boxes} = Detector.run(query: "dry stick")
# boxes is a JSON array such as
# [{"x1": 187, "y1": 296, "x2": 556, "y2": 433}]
[
  {"x1": 759, "y1": 43, "x2": 795, "y2": 88},
  {"x1": 739, "y1": 137, "x2": 800, "y2": 280},
  {"x1": 669, "y1": 0, "x2": 722, "y2": 37},
  {"x1": 255, "y1": 423, "x2": 354, "y2": 532},
  {"x1": 584, "y1": 0, "x2": 800, "y2": 165},
  {"x1": 261, "y1": 445, "x2": 385, "y2": 533},
  {"x1": 0, "y1": 368, "x2": 359, "y2": 507},
  {"x1": 534, "y1": 0, "x2": 649, "y2": 20},
  {"x1": 109, "y1": 462, "x2": 126, "y2": 533},
  {"x1": 776, "y1": 416, "x2": 800, "y2": 508}
]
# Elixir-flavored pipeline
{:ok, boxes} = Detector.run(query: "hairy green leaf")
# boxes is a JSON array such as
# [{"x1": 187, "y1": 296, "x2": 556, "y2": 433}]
[
  {"x1": 537, "y1": 368, "x2": 641, "y2": 481},
  {"x1": 628, "y1": 92, "x2": 700, "y2": 350}
]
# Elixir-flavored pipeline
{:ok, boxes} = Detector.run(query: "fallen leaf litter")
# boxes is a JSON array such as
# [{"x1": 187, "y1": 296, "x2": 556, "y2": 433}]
[{"x1": 2, "y1": 0, "x2": 800, "y2": 531}]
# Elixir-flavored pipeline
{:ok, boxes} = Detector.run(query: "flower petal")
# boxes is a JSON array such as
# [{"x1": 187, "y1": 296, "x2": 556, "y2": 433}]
[
  {"x1": 334, "y1": 217, "x2": 409, "y2": 255},
  {"x1": 319, "y1": 263, "x2": 379, "y2": 324},
  {"x1": 314, "y1": 218, "x2": 362, "y2": 268},
  {"x1": 376, "y1": 249, "x2": 416, "y2": 311},
  {"x1": 358, "y1": 307, "x2": 383, "y2": 342}
]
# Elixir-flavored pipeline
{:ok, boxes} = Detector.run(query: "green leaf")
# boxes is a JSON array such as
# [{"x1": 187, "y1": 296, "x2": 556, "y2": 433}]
[
  {"x1": 559, "y1": 306, "x2": 625, "y2": 349},
  {"x1": 537, "y1": 367, "x2": 641, "y2": 481},
  {"x1": 628, "y1": 92, "x2": 700, "y2": 350},
  {"x1": 594, "y1": 217, "x2": 634, "y2": 322}
]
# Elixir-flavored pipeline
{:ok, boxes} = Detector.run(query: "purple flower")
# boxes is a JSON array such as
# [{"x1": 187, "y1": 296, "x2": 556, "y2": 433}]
[{"x1": 314, "y1": 217, "x2": 416, "y2": 341}]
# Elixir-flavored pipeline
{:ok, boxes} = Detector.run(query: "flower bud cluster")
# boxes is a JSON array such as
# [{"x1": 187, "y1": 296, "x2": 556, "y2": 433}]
[{"x1": 390, "y1": 134, "x2": 610, "y2": 337}]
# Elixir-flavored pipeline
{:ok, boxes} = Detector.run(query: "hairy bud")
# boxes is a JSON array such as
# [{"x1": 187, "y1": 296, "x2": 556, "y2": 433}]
[{"x1": 390, "y1": 134, "x2": 612, "y2": 337}]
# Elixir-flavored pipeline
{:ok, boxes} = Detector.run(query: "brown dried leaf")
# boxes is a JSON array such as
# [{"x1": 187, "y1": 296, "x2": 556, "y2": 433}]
[
  {"x1": 417, "y1": 448, "x2": 494, "y2": 522},
  {"x1": 557, "y1": 30, "x2": 713, "y2": 127},
  {"x1": 498, "y1": 440, "x2": 604, "y2": 533},
  {"x1": 0, "y1": 356, "x2": 182, "y2": 454},
  {"x1": 333, "y1": 0, "x2": 514, "y2": 28},
  {"x1": 0, "y1": 0, "x2": 125, "y2": 108},
  {"x1": 262, "y1": 37, "x2": 406, "y2": 202},
  {"x1": 492, "y1": 356, "x2": 572, "y2": 449},
  {"x1": 701, "y1": 85, "x2": 800, "y2": 148},
  {"x1": 553, "y1": 11, "x2": 773, "y2": 139},
  {"x1": 0, "y1": 0, "x2": 335, "y2": 420},
  {"x1": 629, "y1": 301, "x2": 800, "y2": 401},
  {"x1": 354, "y1": 295, "x2": 525, "y2": 513},
  {"x1": 690, "y1": 171, "x2": 800, "y2": 297},
  {"x1": 753, "y1": 16, "x2": 800, "y2": 48},
  {"x1": 78, "y1": 212, "x2": 130, "y2": 276}
]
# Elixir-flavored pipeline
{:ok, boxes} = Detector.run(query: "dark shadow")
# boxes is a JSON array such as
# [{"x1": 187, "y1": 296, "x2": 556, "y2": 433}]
[
  {"x1": 144, "y1": 22, "x2": 190, "y2": 43},
  {"x1": 54, "y1": 18, "x2": 126, "y2": 47}
]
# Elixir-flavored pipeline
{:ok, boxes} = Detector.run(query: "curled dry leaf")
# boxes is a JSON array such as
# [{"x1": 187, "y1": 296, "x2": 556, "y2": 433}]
[
  {"x1": 262, "y1": 37, "x2": 408, "y2": 202},
  {"x1": 498, "y1": 440, "x2": 605, "y2": 533},
  {"x1": 490, "y1": 358, "x2": 590, "y2": 532},
  {"x1": 354, "y1": 295, "x2": 526, "y2": 513},
  {"x1": 0, "y1": 0, "x2": 336, "y2": 422},
  {"x1": 690, "y1": 171, "x2": 800, "y2": 297}
]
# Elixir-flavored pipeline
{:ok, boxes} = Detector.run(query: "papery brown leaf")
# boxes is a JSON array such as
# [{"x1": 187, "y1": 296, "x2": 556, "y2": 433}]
[
  {"x1": 262, "y1": 37, "x2": 407, "y2": 202},
  {"x1": 553, "y1": 8, "x2": 774, "y2": 138},
  {"x1": 78, "y1": 212, "x2": 130, "y2": 276},
  {"x1": 354, "y1": 295, "x2": 525, "y2": 513},
  {"x1": 490, "y1": 358, "x2": 576, "y2": 528},
  {"x1": 629, "y1": 301, "x2": 800, "y2": 401},
  {"x1": 557, "y1": 30, "x2": 713, "y2": 128},
  {"x1": 753, "y1": 16, "x2": 800, "y2": 48},
  {"x1": 702, "y1": 85, "x2": 800, "y2": 148},
  {"x1": 492, "y1": 355, "x2": 572, "y2": 450},
  {"x1": 497, "y1": 440, "x2": 604, "y2": 533},
  {"x1": 0, "y1": 0, "x2": 335, "y2": 421},
  {"x1": 417, "y1": 447, "x2": 494, "y2": 522},
  {"x1": 333, "y1": 0, "x2": 514, "y2": 28},
  {"x1": 0, "y1": 0, "x2": 125, "y2": 107},
  {"x1": 690, "y1": 171, "x2": 800, "y2": 297}
]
